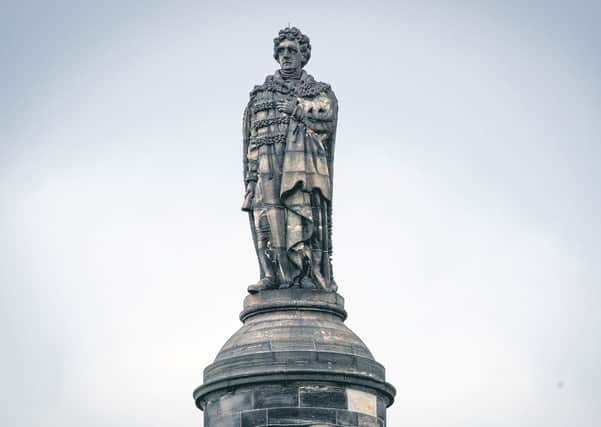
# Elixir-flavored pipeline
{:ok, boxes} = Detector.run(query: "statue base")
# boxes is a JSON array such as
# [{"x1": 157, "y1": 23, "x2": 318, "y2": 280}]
[{"x1": 193, "y1": 289, "x2": 395, "y2": 427}]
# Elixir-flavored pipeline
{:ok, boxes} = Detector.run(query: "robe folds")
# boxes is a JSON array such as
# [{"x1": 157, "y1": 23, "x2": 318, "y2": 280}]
[{"x1": 242, "y1": 70, "x2": 338, "y2": 289}]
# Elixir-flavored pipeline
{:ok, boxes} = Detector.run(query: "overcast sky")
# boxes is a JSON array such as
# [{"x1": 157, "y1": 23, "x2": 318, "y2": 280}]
[{"x1": 1, "y1": 1, "x2": 600, "y2": 426}]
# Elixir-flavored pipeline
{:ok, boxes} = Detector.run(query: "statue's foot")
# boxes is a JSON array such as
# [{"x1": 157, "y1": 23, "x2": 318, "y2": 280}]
[
  {"x1": 247, "y1": 277, "x2": 278, "y2": 294},
  {"x1": 312, "y1": 271, "x2": 328, "y2": 290},
  {"x1": 329, "y1": 280, "x2": 338, "y2": 293},
  {"x1": 278, "y1": 281, "x2": 294, "y2": 289},
  {"x1": 291, "y1": 275, "x2": 306, "y2": 288}
]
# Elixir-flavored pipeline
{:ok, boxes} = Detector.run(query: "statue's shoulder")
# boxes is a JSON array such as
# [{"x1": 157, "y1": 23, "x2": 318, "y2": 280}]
[
  {"x1": 249, "y1": 74, "x2": 288, "y2": 98},
  {"x1": 247, "y1": 72, "x2": 335, "y2": 99},
  {"x1": 298, "y1": 73, "x2": 333, "y2": 98}
]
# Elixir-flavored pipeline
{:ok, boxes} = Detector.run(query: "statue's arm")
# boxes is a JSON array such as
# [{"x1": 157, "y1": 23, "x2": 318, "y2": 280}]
[
  {"x1": 294, "y1": 91, "x2": 337, "y2": 134},
  {"x1": 241, "y1": 101, "x2": 258, "y2": 212},
  {"x1": 245, "y1": 146, "x2": 259, "y2": 184},
  {"x1": 242, "y1": 101, "x2": 258, "y2": 184}
]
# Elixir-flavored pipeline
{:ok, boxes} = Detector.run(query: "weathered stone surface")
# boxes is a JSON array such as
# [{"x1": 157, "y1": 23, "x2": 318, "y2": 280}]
[
  {"x1": 195, "y1": 290, "x2": 393, "y2": 407},
  {"x1": 241, "y1": 409, "x2": 267, "y2": 427},
  {"x1": 299, "y1": 384, "x2": 346, "y2": 409},
  {"x1": 240, "y1": 288, "x2": 346, "y2": 321},
  {"x1": 194, "y1": 289, "x2": 395, "y2": 426},
  {"x1": 243, "y1": 27, "x2": 338, "y2": 294},
  {"x1": 194, "y1": 27, "x2": 395, "y2": 426},
  {"x1": 254, "y1": 384, "x2": 299, "y2": 408},
  {"x1": 337, "y1": 409, "x2": 359, "y2": 426},
  {"x1": 218, "y1": 390, "x2": 253, "y2": 416},
  {"x1": 376, "y1": 396, "x2": 386, "y2": 420},
  {"x1": 347, "y1": 388, "x2": 377, "y2": 417},
  {"x1": 202, "y1": 380, "x2": 389, "y2": 426},
  {"x1": 205, "y1": 413, "x2": 240, "y2": 427},
  {"x1": 269, "y1": 407, "x2": 337, "y2": 425},
  {"x1": 357, "y1": 413, "x2": 381, "y2": 427}
]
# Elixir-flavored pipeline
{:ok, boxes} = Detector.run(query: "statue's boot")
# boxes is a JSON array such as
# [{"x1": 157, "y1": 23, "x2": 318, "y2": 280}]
[
  {"x1": 329, "y1": 280, "x2": 338, "y2": 293},
  {"x1": 311, "y1": 250, "x2": 328, "y2": 290},
  {"x1": 247, "y1": 249, "x2": 279, "y2": 294},
  {"x1": 247, "y1": 276, "x2": 278, "y2": 294},
  {"x1": 313, "y1": 249, "x2": 338, "y2": 292},
  {"x1": 274, "y1": 248, "x2": 294, "y2": 288}
]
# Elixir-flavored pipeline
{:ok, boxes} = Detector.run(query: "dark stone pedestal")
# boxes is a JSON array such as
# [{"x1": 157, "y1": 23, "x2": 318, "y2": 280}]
[{"x1": 193, "y1": 289, "x2": 395, "y2": 427}]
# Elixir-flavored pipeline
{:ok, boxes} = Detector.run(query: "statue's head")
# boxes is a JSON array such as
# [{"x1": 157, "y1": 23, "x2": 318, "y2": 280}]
[{"x1": 273, "y1": 27, "x2": 311, "y2": 72}]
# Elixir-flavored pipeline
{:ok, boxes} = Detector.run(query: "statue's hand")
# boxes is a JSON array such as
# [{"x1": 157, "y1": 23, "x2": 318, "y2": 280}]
[
  {"x1": 276, "y1": 99, "x2": 296, "y2": 115},
  {"x1": 241, "y1": 181, "x2": 256, "y2": 212},
  {"x1": 245, "y1": 180, "x2": 256, "y2": 197}
]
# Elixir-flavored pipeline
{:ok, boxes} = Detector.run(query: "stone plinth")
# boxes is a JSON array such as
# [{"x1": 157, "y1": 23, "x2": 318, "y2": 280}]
[{"x1": 193, "y1": 289, "x2": 395, "y2": 426}]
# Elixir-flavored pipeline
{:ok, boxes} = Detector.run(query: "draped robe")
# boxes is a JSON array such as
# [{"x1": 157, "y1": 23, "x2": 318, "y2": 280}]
[{"x1": 242, "y1": 70, "x2": 337, "y2": 290}]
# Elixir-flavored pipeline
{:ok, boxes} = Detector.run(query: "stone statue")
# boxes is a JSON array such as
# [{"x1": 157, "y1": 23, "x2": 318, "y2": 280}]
[
  {"x1": 242, "y1": 27, "x2": 338, "y2": 294},
  {"x1": 195, "y1": 29, "x2": 396, "y2": 424}
]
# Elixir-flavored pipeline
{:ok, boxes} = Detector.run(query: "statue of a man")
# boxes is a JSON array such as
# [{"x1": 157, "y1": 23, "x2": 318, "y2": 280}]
[{"x1": 242, "y1": 27, "x2": 338, "y2": 294}]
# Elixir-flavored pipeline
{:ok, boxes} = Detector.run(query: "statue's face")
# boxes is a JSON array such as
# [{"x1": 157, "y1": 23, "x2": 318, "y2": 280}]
[{"x1": 277, "y1": 39, "x2": 302, "y2": 72}]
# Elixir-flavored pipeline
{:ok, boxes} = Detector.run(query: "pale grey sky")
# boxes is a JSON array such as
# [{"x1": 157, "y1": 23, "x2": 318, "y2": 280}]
[{"x1": 1, "y1": 1, "x2": 600, "y2": 426}]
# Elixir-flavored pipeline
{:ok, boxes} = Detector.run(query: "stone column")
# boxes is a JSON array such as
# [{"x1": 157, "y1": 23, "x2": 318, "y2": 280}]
[{"x1": 193, "y1": 289, "x2": 395, "y2": 426}]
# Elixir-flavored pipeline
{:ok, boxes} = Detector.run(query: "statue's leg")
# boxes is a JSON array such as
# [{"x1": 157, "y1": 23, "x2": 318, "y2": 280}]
[
  {"x1": 248, "y1": 210, "x2": 278, "y2": 293},
  {"x1": 310, "y1": 247, "x2": 327, "y2": 290},
  {"x1": 267, "y1": 207, "x2": 294, "y2": 286},
  {"x1": 321, "y1": 197, "x2": 337, "y2": 292},
  {"x1": 308, "y1": 191, "x2": 328, "y2": 290}
]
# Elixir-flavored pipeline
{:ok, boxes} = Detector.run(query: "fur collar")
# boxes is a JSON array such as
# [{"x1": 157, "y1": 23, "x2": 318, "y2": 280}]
[{"x1": 250, "y1": 70, "x2": 331, "y2": 98}]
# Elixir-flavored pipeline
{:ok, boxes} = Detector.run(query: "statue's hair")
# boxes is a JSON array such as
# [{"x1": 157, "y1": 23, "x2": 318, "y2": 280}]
[{"x1": 273, "y1": 27, "x2": 311, "y2": 68}]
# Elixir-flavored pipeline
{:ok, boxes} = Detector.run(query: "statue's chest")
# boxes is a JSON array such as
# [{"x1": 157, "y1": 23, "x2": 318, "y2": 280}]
[{"x1": 249, "y1": 90, "x2": 294, "y2": 138}]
